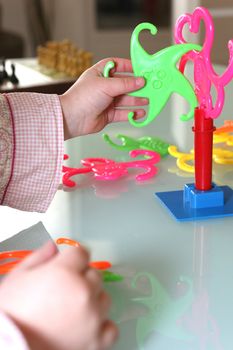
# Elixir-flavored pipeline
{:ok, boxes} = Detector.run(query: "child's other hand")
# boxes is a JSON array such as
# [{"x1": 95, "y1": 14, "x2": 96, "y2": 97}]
[
  {"x1": 60, "y1": 57, "x2": 148, "y2": 139},
  {"x1": 0, "y1": 242, "x2": 117, "y2": 350}
]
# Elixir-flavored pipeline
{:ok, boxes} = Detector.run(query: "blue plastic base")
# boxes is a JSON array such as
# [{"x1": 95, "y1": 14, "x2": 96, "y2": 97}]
[
  {"x1": 155, "y1": 185, "x2": 233, "y2": 221},
  {"x1": 184, "y1": 183, "x2": 224, "y2": 208}
]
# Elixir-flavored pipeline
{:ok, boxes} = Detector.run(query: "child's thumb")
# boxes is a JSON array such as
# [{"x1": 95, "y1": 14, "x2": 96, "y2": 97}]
[{"x1": 16, "y1": 241, "x2": 58, "y2": 270}]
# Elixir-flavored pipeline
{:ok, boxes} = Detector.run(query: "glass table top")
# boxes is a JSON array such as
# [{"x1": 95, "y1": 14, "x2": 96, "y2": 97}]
[{"x1": 1, "y1": 66, "x2": 233, "y2": 350}]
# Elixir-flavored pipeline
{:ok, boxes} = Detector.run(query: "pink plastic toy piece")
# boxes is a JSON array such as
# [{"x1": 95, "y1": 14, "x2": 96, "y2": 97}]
[
  {"x1": 62, "y1": 156, "x2": 112, "y2": 187},
  {"x1": 81, "y1": 157, "x2": 122, "y2": 180},
  {"x1": 62, "y1": 157, "x2": 117, "y2": 187},
  {"x1": 62, "y1": 150, "x2": 160, "y2": 186},
  {"x1": 62, "y1": 167, "x2": 92, "y2": 187},
  {"x1": 62, "y1": 154, "x2": 80, "y2": 173},
  {"x1": 92, "y1": 149, "x2": 160, "y2": 181},
  {"x1": 175, "y1": 6, "x2": 233, "y2": 119},
  {"x1": 122, "y1": 149, "x2": 160, "y2": 181},
  {"x1": 81, "y1": 157, "x2": 114, "y2": 168},
  {"x1": 92, "y1": 163, "x2": 128, "y2": 180}
]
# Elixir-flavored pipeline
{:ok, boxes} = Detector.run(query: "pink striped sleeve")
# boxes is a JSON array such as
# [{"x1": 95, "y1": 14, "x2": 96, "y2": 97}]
[
  {"x1": 1, "y1": 92, "x2": 64, "y2": 212},
  {"x1": 0, "y1": 311, "x2": 29, "y2": 350}
]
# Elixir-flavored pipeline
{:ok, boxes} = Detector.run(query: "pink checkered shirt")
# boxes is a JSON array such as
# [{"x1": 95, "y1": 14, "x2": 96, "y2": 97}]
[
  {"x1": 0, "y1": 92, "x2": 64, "y2": 212},
  {"x1": 0, "y1": 92, "x2": 64, "y2": 348}
]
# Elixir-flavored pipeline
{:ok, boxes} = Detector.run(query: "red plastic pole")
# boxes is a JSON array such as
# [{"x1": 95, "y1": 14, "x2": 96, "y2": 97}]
[{"x1": 192, "y1": 107, "x2": 215, "y2": 191}]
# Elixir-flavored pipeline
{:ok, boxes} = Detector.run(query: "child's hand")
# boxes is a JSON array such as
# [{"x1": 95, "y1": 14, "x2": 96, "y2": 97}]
[
  {"x1": 60, "y1": 57, "x2": 148, "y2": 139},
  {"x1": 0, "y1": 242, "x2": 117, "y2": 350}
]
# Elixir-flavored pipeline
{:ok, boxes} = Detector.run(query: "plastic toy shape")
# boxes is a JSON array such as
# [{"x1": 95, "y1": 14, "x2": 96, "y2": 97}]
[
  {"x1": 56, "y1": 237, "x2": 123, "y2": 282},
  {"x1": 213, "y1": 148, "x2": 233, "y2": 165},
  {"x1": 104, "y1": 26, "x2": 201, "y2": 126},
  {"x1": 214, "y1": 121, "x2": 233, "y2": 145},
  {"x1": 90, "y1": 150, "x2": 160, "y2": 181},
  {"x1": 56, "y1": 237, "x2": 124, "y2": 282},
  {"x1": 62, "y1": 155, "x2": 111, "y2": 187},
  {"x1": 169, "y1": 144, "x2": 233, "y2": 171},
  {"x1": 62, "y1": 150, "x2": 160, "y2": 187},
  {"x1": 62, "y1": 167, "x2": 92, "y2": 187},
  {"x1": 103, "y1": 60, "x2": 115, "y2": 78},
  {"x1": 56, "y1": 237, "x2": 81, "y2": 247},
  {"x1": 131, "y1": 272, "x2": 194, "y2": 348},
  {"x1": 153, "y1": 7, "x2": 233, "y2": 220},
  {"x1": 103, "y1": 133, "x2": 170, "y2": 157},
  {"x1": 175, "y1": 6, "x2": 233, "y2": 119},
  {"x1": 0, "y1": 239, "x2": 122, "y2": 282},
  {"x1": 215, "y1": 120, "x2": 233, "y2": 134},
  {"x1": 102, "y1": 271, "x2": 124, "y2": 282},
  {"x1": 55, "y1": 238, "x2": 112, "y2": 270},
  {"x1": 0, "y1": 250, "x2": 32, "y2": 274},
  {"x1": 128, "y1": 23, "x2": 202, "y2": 126},
  {"x1": 168, "y1": 145, "x2": 194, "y2": 173},
  {"x1": 213, "y1": 133, "x2": 233, "y2": 145},
  {"x1": 156, "y1": 183, "x2": 233, "y2": 221}
]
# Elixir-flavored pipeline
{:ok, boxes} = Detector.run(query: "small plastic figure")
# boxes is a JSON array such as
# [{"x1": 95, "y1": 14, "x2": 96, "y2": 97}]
[
  {"x1": 0, "y1": 58, "x2": 9, "y2": 84},
  {"x1": 9, "y1": 63, "x2": 19, "y2": 85}
]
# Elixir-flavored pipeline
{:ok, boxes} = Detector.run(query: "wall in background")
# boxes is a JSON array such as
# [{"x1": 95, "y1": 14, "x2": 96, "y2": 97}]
[
  {"x1": 0, "y1": 0, "x2": 88, "y2": 57},
  {"x1": 0, "y1": 0, "x2": 30, "y2": 55},
  {"x1": 0, "y1": 0, "x2": 232, "y2": 64}
]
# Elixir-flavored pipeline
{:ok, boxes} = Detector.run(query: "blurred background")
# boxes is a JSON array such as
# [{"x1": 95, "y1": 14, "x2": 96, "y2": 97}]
[
  {"x1": 0, "y1": 0, "x2": 233, "y2": 94},
  {"x1": 0, "y1": 0, "x2": 232, "y2": 63}
]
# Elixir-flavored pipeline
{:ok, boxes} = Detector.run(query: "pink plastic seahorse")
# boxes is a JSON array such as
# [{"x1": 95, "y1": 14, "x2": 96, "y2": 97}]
[{"x1": 175, "y1": 6, "x2": 233, "y2": 119}]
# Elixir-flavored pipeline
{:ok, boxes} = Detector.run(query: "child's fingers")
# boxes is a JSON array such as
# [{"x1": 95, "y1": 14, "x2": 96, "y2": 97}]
[
  {"x1": 55, "y1": 246, "x2": 90, "y2": 273},
  {"x1": 104, "y1": 76, "x2": 145, "y2": 97},
  {"x1": 114, "y1": 95, "x2": 148, "y2": 107},
  {"x1": 85, "y1": 268, "x2": 103, "y2": 296},
  {"x1": 109, "y1": 108, "x2": 146, "y2": 123},
  {"x1": 98, "y1": 291, "x2": 112, "y2": 319},
  {"x1": 99, "y1": 320, "x2": 119, "y2": 350},
  {"x1": 16, "y1": 241, "x2": 58, "y2": 271}
]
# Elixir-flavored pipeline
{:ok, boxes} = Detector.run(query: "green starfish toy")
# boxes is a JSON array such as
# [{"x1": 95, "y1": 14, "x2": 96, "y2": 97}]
[{"x1": 104, "y1": 22, "x2": 202, "y2": 127}]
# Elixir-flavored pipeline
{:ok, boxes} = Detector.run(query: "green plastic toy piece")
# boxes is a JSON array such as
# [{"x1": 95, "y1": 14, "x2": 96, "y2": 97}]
[
  {"x1": 103, "y1": 133, "x2": 170, "y2": 157},
  {"x1": 129, "y1": 23, "x2": 202, "y2": 126},
  {"x1": 103, "y1": 133, "x2": 140, "y2": 151},
  {"x1": 102, "y1": 270, "x2": 124, "y2": 282},
  {"x1": 103, "y1": 60, "x2": 115, "y2": 78},
  {"x1": 104, "y1": 23, "x2": 202, "y2": 127},
  {"x1": 139, "y1": 136, "x2": 170, "y2": 156}
]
